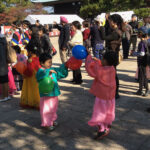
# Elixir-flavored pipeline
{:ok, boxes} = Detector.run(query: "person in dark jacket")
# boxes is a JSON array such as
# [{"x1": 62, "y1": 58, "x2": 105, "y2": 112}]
[
  {"x1": 136, "y1": 27, "x2": 149, "y2": 96},
  {"x1": 122, "y1": 21, "x2": 133, "y2": 59},
  {"x1": 54, "y1": 16, "x2": 70, "y2": 63},
  {"x1": 102, "y1": 14, "x2": 124, "y2": 99},
  {"x1": 0, "y1": 27, "x2": 10, "y2": 102},
  {"x1": 129, "y1": 14, "x2": 139, "y2": 55},
  {"x1": 90, "y1": 16, "x2": 105, "y2": 59},
  {"x1": 38, "y1": 25, "x2": 56, "y2": 56}
]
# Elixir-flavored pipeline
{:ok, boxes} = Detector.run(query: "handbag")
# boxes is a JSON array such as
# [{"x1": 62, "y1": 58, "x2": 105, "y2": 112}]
[
  {"x1": 7, "y1": 43, "x2": 17, "y2": 63},
  {"x1": 118, "y1": 51, "x2": 123, "y2": 64}
]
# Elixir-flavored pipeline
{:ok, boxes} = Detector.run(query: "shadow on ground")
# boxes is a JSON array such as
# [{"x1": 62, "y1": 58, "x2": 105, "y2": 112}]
[{"x1": 0, "y1": 58, "x2": 150, "y2": 150}]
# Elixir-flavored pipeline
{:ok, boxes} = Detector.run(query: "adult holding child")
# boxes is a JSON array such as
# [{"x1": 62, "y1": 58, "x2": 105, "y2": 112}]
[{"x1": 68, "y1": 21, "x2": 83, "y2": 84}]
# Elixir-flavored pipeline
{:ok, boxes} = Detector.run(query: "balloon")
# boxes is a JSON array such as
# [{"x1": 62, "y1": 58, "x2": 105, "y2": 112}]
[
  {"x1": 72, "y1": 45, "x2": 88, "y2": 60},
  {"x1": 39, "y1": 76, "x2": 54, "y2": 94},
  {"x1": 14, "y1": 62, "x2": 27, "y2": 75},
  {"x1": 17, "y1": 54, "x2": 27, "y2": 64},
  {"x1": 66, "y1": 56, "x2": 82, "y2": 70}
]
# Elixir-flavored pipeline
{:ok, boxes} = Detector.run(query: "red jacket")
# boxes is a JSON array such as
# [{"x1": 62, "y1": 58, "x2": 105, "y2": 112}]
[
  {"x1": 83, "y1": 28, "x2": 90, "y2": 41},
  {"x1": 85, "y1": 55, "x2": 116, "y2": 100}
]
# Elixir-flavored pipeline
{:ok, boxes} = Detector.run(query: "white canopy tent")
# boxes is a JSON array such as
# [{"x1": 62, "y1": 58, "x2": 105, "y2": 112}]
[
  {"x1": 98, "y1": 11, "x2": 134, "y2": 22},
  {"x1": 25, "y1": 14, "x2": 84, "y2": 25}
]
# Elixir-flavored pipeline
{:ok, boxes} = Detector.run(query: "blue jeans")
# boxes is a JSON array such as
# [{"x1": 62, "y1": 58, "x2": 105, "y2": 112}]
[{"x1": 92, "y1": 43, "x2": 104, "y2": 60}]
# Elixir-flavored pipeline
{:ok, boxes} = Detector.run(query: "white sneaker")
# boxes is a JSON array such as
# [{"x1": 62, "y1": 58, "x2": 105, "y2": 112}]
[
  {"x1": 7, "y1": 96, "x2": 11, "y2": 100},
  {"x1": 0, "y1": 96, "x2": 11, "y2": 102}
]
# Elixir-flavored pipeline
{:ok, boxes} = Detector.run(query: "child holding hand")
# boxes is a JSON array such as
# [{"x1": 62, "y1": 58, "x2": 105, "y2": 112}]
[
  {"x1": 85, "y1": 51, "x2": 117, "y2": 140},
  {"x1": 36, "y1": 53, "x2": 68, "y2": 131}
]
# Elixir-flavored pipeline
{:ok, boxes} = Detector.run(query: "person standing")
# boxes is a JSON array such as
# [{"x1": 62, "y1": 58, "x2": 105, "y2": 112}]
[
  {"x1": 82, "y1": 21, "x2": 90, "y2": 50},
  {"x1": 90, "y1": 16, "x2": 105, "y2": 59},
  {"x1": 102, "y1": 14, "x2": 124, "y2": 99},
  {"x1": 129, "y1": 14, "x2": 139, "y2": 55},
  {"x1": 0, "y1": 27, "x2": 10, "y2": 102},
  {"x1": 136, "y1": 27, "x2": 149, "y2": 96},
  {"x1": 68, "y1": 21, "x2": 83, "y2": 84},
  {"x1": 143, "y1": 17, "x2": 150, "y2": 29},
  {"x1": 54, "y1": 16, "x2": 70, "y2": 63},
  {"x1": 122, "y1": 21, "x2": 133, "y2": 59}
]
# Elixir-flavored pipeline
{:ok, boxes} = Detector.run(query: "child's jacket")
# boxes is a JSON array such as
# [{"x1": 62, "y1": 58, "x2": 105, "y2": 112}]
[
  {"x1": 36, "y1": 64, "x2": 68, "y2": 97},
  {"x1": 85, "y1": 55, "x2": 116, "y2": 100},
  {"x1": 137, "y1": 40, "x2": 148, "y2": 67}
]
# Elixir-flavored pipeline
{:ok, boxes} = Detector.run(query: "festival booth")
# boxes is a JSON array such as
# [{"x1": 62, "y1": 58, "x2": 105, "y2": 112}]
[{"x1": 25, "y1": 14, "x2": 84, "y2": 36}]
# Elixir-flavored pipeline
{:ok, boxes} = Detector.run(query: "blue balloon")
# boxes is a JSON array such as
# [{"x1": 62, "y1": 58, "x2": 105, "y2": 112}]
[{"x1": 72, "y1": 45, "x2": 88, "y2": 60}]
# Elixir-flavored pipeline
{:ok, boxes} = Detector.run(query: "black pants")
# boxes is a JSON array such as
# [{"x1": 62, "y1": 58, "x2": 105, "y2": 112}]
[
  {"x1": 73, "y1": 69, "x2": 82, "y2": 83},
  {"x1": 129, "y1": 35, "x2": 137, "y2": 51},
  {"x1": 122, "y1": 38, "x2": 130, "y2": 59},
  {"x1": 138, "y1": 66, "x2": 148, "y2": 91}
]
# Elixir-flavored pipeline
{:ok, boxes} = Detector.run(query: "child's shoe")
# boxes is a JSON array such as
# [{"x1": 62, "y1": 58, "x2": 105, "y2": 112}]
[
  {"x1": 53, "y1": 121, "x2": 58, "y2": 127},
  {"x1": 0, "y1": 96, "x2": 11, "y2": 102},
  {"x1": 146, "y1": 107, "x2": 150, "y2": 113},
  {"x1": 94, "y1": 129, "x2": 110, "y2": 140},
  {"x1": 48, "y1": 126, "x2": 55, "y2": 131}
]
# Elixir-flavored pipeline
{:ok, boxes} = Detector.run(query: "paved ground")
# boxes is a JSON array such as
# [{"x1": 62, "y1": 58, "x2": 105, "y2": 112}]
[{"x1": 0, "y1": 37, "x2": 150, "y2": 150}]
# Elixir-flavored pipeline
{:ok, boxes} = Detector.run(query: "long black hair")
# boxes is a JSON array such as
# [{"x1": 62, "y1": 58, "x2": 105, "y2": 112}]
[
  {"x1": 72, "y1": 21, "x2": 81, "y2": 30},
  {"x1": 109, "y1": 14, "x2": 124, "y2": 31},
  {"x1": 26, "y1": 26, "x2": 41, "y2": 56}
]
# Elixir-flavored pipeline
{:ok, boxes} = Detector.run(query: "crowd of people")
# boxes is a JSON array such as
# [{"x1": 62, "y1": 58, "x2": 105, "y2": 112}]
[{"x1": 0, "y1": 13, "x2": 150, "y2": 140}]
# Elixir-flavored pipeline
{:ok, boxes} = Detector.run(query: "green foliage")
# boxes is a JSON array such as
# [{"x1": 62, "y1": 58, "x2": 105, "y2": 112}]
[
  {"x1": 80, "y1": 0, "x2": 149, "y2": 19},
  {"x1": 0, "y1": 1, "x2": 47, "y2": 24},
  {"x1": 0, "y1": 0, "x2": 30, "y2": 13},
  {"x1": 134, "y1": 8, "x2": 150, "y2": 19}
]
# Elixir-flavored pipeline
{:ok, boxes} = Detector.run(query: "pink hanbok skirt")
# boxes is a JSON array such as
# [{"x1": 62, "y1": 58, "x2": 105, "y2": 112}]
[
  {"x1": 40, "y1": 96, "x2": 58, "y2": 127},
  {"x1": 88, "y1": 97, "x2": 115, "y2": 132},
  {"x1": 8, "y1": 67, "x2": 16, "y2": 94}
]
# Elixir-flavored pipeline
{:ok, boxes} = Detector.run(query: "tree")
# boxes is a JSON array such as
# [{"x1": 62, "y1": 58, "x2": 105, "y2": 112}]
[
  {"x1": 0, "y1": 1, "x2": 48, "y2": 24},
  {"x1": 80, "y1": 0, "x2": 149, "y2": 19}
]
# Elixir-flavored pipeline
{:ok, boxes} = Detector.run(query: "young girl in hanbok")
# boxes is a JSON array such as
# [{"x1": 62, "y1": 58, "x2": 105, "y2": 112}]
[
  {"x1": 20, "y1": 42, "x2": 40, "y2": 109},
  {"x1": 85, "y1": 51, "x2": 117, "y2": 140},
  {"x1": 36, "y1": 53, "x2": 68, "y2": 131}
]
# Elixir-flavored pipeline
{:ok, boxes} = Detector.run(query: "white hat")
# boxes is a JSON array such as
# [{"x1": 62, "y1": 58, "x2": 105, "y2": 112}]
[{"x1": 94, "y1": 16, "x2": 102, "y2": 23}]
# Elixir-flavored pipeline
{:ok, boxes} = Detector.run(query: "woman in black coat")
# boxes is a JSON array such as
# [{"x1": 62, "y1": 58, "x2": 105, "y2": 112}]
[{"x1": 102, "y1": 14, "x2": 124, "y2": 99}]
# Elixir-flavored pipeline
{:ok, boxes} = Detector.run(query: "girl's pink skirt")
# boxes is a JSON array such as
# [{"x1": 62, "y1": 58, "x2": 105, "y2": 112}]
[
  {"x1": 40, "y1": 96, "x2": 58, "y2": 127},
  {"x1": 88, "y1": 97, "x2": 115, "y2": 132},
  {"x1": 8, "y1": 67, "x2": 16, "y2": 94}
]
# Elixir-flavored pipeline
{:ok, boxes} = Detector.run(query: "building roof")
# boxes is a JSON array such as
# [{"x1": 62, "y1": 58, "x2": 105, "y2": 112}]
[{"x1": 31, "y1": 0, "x2": 80, "y2": 4}]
